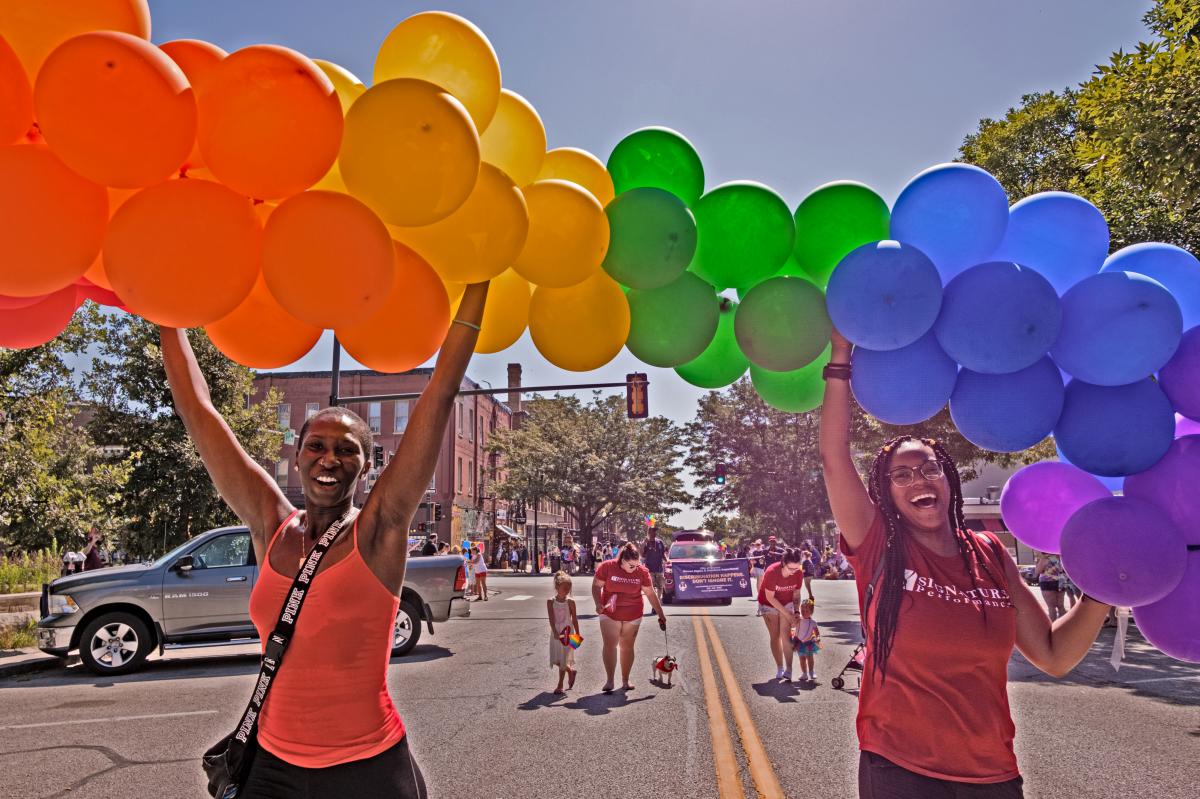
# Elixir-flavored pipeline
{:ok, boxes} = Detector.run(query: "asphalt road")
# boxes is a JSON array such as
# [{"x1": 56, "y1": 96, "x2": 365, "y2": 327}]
[{"x1": 1, "y1": 576, "x2": 1197, "y2": 798}]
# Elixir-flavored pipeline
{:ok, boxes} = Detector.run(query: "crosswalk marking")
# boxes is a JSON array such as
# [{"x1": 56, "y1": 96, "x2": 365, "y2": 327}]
[{"x1": 505, "y1": 594, "x2": 534, "y2": 601}]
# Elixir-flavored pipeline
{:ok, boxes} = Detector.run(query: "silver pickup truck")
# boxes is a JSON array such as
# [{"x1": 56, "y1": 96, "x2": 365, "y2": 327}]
[{"x1": 37, "y1": 524, "x2": 468, "y2": 675}]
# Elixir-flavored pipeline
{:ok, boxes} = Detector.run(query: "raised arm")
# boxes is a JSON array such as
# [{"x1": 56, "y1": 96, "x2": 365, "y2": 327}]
[
  {"x1": 818, "y1": 330, "x2": 875, "y2": 550},
  {"x1": 160, "y1": 327, "x2": 290, "y2": 548},
  {"x1": 358, "y1": 283, "x2": 489, "y2": 573}
]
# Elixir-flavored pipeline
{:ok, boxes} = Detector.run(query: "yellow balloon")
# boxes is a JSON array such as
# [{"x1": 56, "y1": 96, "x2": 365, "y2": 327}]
[
  {"x1": 512, "y1": 180, "x2": 609, "y2": 289},
  {"x1": 340, "y1": 78, "x2": 480, "y2": 226},
  {"x1": 310, "y1": 60, "x2": 364, "y2": 194},
  {"x1": 390, "y1": 163, "x2": 528, "y2": 283},
  {"x1": 479, "y1": 89, "x2": 545, "y2": 187},
  {"x1": 529, "y1": 272, "x2": 629, "y2": 371},
  {"x1": 537, "y1": 147, "x2": 615, "y2": 207},
  {"x1": 476, "y1": 269, "x2": 532, "y2": 354},
  {"x1": 373, "y1": 11, "x2": 501, "y2": 133},
  {"x1": 444, "y1": 279, "x2": 466, "y2": 313}
]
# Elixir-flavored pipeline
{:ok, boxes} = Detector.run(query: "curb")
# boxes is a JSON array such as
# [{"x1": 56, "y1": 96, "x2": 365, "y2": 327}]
[{"x1": 0, "y1": 650, "x2": 65, "y2": 679}]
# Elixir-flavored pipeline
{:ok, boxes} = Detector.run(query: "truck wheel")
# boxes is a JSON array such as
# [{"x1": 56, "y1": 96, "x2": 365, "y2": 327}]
[
  {"x1": 391, "y1": 599, "x2": 422, "y2": 657},
  {"x1": 79, "y1": 612, "x2": 153, "y2": 676}
]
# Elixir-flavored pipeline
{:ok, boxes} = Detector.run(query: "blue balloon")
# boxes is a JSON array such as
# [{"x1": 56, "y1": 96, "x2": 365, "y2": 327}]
[
  {"x1": 949, "y1": 358, "x2": 1064, "y2": 451},
  {"x1": 1051, "y1": 271, "x2": 1183, "y2": 386},
  {"x1": 851, "y1": 332, "x2": 958, "y2": 424},
  {"x1": 890, "y1": 163, "x2": 1009, "y2": 281},
  {"x1": 934, "y1": 261, "x2": 1061, "y2": 374},
  {"x1": 1101, "y1": 242, "x2": 1200, "y2": 329},
  {"x1": 1054, "y1": 444, "x2": 1124, "y2": 492},
  {"x1": 991, "y1": 192, "x2": 1109, "y2": 296},
  {"x1": 826, "y1": 240, "x2": 942, "y2": 350},
  {"x1": 1054, "y1": 378, "x2": 1175, "y2": 476}
]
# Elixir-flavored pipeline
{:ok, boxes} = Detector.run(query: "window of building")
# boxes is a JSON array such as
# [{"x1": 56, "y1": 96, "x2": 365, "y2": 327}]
[
  {"x1": 467, "y1": 412, "x2": 474, "y2": 442},
  {"x1": 479, "y1": 415, "x2": 485, "y2": 445},
  {"x1": 368, "y1": 402, "x2": 381, "y2": 434},
  {"x1": 276, "y1": 403, "x2": 290, "y2": 430},
  {"x1": 394, "y1": 400, "x2": 409, "y2": 433},
  {"x1": 457, "y1": 457, "x2": 463, "y2": 492},
  {"x1": 467, "y1": 459, "x2": 473, "y2": 495},
  {"x1": 456, "y1": 403, "x2": 463, "y2": 437},
  {"x1": 274, "y1": 459, "x2": 288, "y2": 488},
  {"x1": 305, "y1": 402, "x2": 319, "y2": 421}
]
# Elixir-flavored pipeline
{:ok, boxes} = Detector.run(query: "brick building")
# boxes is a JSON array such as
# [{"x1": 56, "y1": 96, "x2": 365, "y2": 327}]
[{"x1": 251, "y1": 364, "x2": 576, "y2": 557}]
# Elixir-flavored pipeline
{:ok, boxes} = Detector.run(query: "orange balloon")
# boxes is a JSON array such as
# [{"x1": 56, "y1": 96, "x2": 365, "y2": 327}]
[
  {"x1": 538, "y1": 147, "x2": 615, "y2": 207},
  {"x1": 0, "y1": 0, "x2": 149, "y2": 81},
  {"x1": 35, "y1": 32, "x2": 194, "y2": 187},
  {"x1": 104, "y1": 178, "x2": 261, "y2": 327},
  {"x1": 207, "y1": 275, "x2": 322, "y2": 369},
  {"x1": 390, "y1": 163, "x2": 528, "y2": 284},
  {"x1": 0, "y1": 144, "x2": 108, "y2": 296},
  {"x1": 262, "y1": 191, "x2": 395, "y2": 328},
  {"x1": 338, "y1": 241, "x2": 451, "y2": 373},
  {"x1": 80, "y1": 186, "x2": 137, "y2": 290},
  {"x1": 74, "y1": 277, "x2": 125, "y2": 309},
  {"x1": 160, "y1": 39, "x2": 226, "y2": 169},
  {"x1": 0, "y1": 35, "x2": 33, "y2": 145},
  {"x1": 195, "y1": 45, "x2": 343, "y2": 200},
  {"x1": 0, "y1": 285, "x2": 79, "y2": 348}
]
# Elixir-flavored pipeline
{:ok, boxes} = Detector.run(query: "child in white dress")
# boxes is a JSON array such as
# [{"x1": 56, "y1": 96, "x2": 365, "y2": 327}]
[{"x1": 547, "y1": 571, "x2": 580, "y2": 694}]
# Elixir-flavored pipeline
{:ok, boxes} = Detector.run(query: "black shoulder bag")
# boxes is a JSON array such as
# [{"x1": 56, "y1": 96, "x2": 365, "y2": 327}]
[{"x1": 202, "y1": 509, "x2": 356, "y2": 799}]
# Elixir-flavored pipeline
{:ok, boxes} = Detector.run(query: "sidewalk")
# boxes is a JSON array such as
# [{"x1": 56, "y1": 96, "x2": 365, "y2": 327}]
[{"x1": 0, "y1": 647, "x2": 63, "y2": 679}]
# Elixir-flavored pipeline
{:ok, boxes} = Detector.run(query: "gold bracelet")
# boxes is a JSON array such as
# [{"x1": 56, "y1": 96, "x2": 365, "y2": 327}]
[{"x1": 452, "y1": 318, "x2": 481, "y2": 331}]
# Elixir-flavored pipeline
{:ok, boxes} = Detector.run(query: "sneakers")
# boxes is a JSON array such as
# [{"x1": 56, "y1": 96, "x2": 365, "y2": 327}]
[
  {"x1": 775, "y1": 667, "x2": 786, "y2": 680},
  {"x1": 781, "y1": 669, "x2": 792, "y2": 683}
]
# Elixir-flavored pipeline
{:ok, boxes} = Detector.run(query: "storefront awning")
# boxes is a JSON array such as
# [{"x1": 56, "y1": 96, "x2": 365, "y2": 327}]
[{"x1": 496, "y1": 524, "x2": 521, "y2": 539}]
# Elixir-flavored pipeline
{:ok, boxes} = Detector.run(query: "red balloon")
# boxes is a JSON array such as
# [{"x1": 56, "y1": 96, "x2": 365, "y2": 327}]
[
  {"x1": 74, "y1": 276, "x2": 125, "y2": 309},
  {"x1": 0, "y1": 292, "x2": 45, "y2": 310},
  {"x1": 0, "y1": 285, "x2": 79, "y2": 348}
]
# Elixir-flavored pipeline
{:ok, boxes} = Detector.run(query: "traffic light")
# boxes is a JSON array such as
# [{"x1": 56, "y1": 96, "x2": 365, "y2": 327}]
[
  {"x1": 416, "y1": 522, "x2": 428, "y2": 533},
  {"x1": 433, "y1": 503, "x2": 444, "y2": 521},
  {"x1": 715, "y1": 462, "x2": 727, "y2": 485},
  {"x1": 626, "y1": 373, "x2": 649, "y2": 419},
  {"x1": 373, "y1": 444, "x2": 383, "y2": 468}
]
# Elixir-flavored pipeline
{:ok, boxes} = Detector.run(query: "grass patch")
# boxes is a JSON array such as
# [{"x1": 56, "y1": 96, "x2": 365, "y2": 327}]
[{"x1": 0, "y1": 619, "x2": 38, "y2": 650}]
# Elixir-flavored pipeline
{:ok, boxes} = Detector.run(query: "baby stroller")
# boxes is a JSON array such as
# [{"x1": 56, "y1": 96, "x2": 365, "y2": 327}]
[{"x1": 830, "y1": 641, "x2": 866, "y2": 690}]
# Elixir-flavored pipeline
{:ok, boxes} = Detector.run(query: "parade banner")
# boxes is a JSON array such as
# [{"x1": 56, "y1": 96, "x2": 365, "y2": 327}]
[{"x1": 672, "y1": 558, "x2": 752, "y2": 601}]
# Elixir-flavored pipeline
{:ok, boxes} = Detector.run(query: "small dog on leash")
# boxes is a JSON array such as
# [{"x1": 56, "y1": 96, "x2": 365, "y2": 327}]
[{"x1": 653, "y1": 655, "x2": 679, "y2": 686}]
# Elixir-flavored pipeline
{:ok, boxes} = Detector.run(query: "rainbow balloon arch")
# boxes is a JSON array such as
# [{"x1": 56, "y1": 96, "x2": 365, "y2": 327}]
[{"x1": 0, "y1": 4, "x2": 1197, "y2": 663}]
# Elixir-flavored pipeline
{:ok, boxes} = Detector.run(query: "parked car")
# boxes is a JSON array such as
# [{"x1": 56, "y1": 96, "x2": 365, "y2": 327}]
[
  {"x1": 37, "y1": 524, "x2": 468, "y2": 676},
  {"x1": 662, "y1": 538, "x2": 733, "y2": 606}
]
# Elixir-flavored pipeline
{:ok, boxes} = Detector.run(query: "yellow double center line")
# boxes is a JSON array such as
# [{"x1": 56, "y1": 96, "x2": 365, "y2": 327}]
[{"x1": 693, "y1": 609, "x2": 786, "y2": 799}]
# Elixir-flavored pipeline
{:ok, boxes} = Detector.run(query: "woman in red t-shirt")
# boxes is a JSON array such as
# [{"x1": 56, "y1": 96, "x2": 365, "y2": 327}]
[
  {"x1": 819, "y1": 329, "x2": 1111, "y2": 798},
  {"x1": 756, "y1": 549, "x2": 805, "y2": 681},
  {"x1": 591, "y1": 543, "x2": 667, "y2": 693}
]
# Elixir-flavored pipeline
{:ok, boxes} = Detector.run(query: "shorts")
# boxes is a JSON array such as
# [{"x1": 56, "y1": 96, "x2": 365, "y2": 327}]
[
  {"x1": 858, "y1": 752, "x2": 1023, "y2": 798},
  {"x1": 241, "y1": 735, "x2": 428, "y2": 799},
  {"x1": 651, "y1": 571, "x2": 665, "y2": 592},
  {"x1": 751, "y1": 568, "x2": 764, "y2": 580},
  {"x1": 757, "y1": 602, "x2": 794, "y2": 617}
]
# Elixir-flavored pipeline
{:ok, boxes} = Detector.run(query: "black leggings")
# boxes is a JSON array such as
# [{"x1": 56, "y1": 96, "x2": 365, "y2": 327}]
[
  {"x1": 859, "y1": 752, "x2": 1024, "y2": 799},
  {"x1": 240, "y1": 736, "x2": 428, "y2": 799}
]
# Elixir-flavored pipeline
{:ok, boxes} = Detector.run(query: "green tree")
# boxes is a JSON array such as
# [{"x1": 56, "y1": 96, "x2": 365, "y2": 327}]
[
  {"x1": 0, "y1": 307, "x2": 132, "y2": 552},
  {"x1": 488, "y1": 394, "x2": 688, "y2": 547},
  {"x1": 83, "y1": 316, "x2": 281, "y2": 557}
]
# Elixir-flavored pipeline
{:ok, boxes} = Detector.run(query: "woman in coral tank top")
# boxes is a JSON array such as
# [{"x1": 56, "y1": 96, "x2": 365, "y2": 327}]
[
  {"x1": 819, "y1": 329, "x2": 1111, "y2": 799},
  {"x1": 162, "y1": 284, "x2": 489, "y2": 798}
]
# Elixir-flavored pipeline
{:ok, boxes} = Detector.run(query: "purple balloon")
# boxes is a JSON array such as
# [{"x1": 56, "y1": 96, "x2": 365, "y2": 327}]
[
  {"x1": 1133, "y1": 550, "x2": 1200, "y2": 663},
  {"x1": 1123, "y1": 435, "x2": 1200, "y2": 546},
  {"x1": 1159, "y1": 326, "x2": 1200, "y2": 420},
  {"x1": 1000, "y1": 462, "x2": 1112, "y2": 553},
  {"x1": 1060, "y1": 497, "x2": 1187, "y2": 606},
  {"x1": 1178, "y1": 413, "x2": 1200, "y2": 438}
]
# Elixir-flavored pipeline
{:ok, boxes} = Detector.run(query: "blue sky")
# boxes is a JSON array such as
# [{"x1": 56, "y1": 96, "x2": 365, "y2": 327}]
[{"x1": 148, "y1": 1, "x2": 1153, "y2": 522}]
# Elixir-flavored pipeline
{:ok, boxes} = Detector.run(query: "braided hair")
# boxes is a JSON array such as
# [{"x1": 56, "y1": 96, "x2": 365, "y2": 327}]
[{"x1": 865, "y1": 435, "x2": 1003, "y2": 682}]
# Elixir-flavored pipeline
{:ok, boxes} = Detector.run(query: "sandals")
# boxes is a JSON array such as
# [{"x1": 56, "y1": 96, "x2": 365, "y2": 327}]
[{"x1": 568, "y1": 669, "x2": 578, "y2": 689}]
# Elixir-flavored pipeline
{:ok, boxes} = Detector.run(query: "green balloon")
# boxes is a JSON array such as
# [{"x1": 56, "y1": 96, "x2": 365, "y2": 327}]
[
  {"x1": 607, "y1": 127, "x2": 705, "y2": 206},
  {"x1": 625, "y1": 272, "x2": 720, "y2": 367},
  {"x1": 676, "y1": 297, "x2": 749, "y2": 388},
  {"x1": 735, "y1": 276, "x2": 830, "y2": 371},
  {"x1": 690, "y1": 182, "x2": 795, "y2": 291},
  {"x1": 751, "y1": 345, "x2": 831, "y2": 413},
  {"x1": 792, "y1": 181, "x2": 890, "y2": 287},
  {"x1": 602, "y1": 188, "x2": 697, "y2": 290}
]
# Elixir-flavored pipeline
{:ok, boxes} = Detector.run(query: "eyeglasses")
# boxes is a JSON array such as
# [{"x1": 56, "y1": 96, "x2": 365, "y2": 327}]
[{"x1": 887, "y1": 460, "x2": 944, "y2": 487}]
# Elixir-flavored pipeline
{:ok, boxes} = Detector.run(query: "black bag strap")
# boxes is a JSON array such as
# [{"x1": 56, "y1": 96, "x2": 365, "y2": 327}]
[{"x1": 226, "y1": 508, "x2": 357, "y2": 758}]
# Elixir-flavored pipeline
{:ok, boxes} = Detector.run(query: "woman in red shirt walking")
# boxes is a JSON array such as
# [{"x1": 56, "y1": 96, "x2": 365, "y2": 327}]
[
  {"x1": 757, "y1": 549, "x2": 805, "y2": 681},
  {"x1": 819, "y1": 330, "x2": 1111, "y2": 798},
  {"x1": 591, "y1": 543, "x2": 667, "y2": 693},
  {"x1": 163, "y1": 284, "x2": 488, "y2": 798}
]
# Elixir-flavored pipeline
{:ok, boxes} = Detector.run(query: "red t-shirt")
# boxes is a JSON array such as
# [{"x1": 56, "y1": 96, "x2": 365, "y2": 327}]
[
  {"x1": 841, "y1": 511, "x2": 1018, "y2": 783},
  {"x1": 756, "y1": 561, "x2": 801, "y2": 607},
  {"x1": 594, "y1": 559, "x2": 651, "y2": 622}
]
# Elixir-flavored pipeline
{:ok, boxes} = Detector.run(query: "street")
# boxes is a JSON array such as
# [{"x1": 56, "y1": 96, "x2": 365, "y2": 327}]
[{"x1": 1, "y1": 576, "x2": 1198, "y2": 799}]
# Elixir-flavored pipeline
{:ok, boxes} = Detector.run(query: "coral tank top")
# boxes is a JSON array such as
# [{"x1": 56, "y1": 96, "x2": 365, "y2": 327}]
[
  {"x1": 841, "y1": 511, "x2": 1019, "y2": 783},
  {"x1": 249, "y1": 511, "x2": 405, "y2": 768}
]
